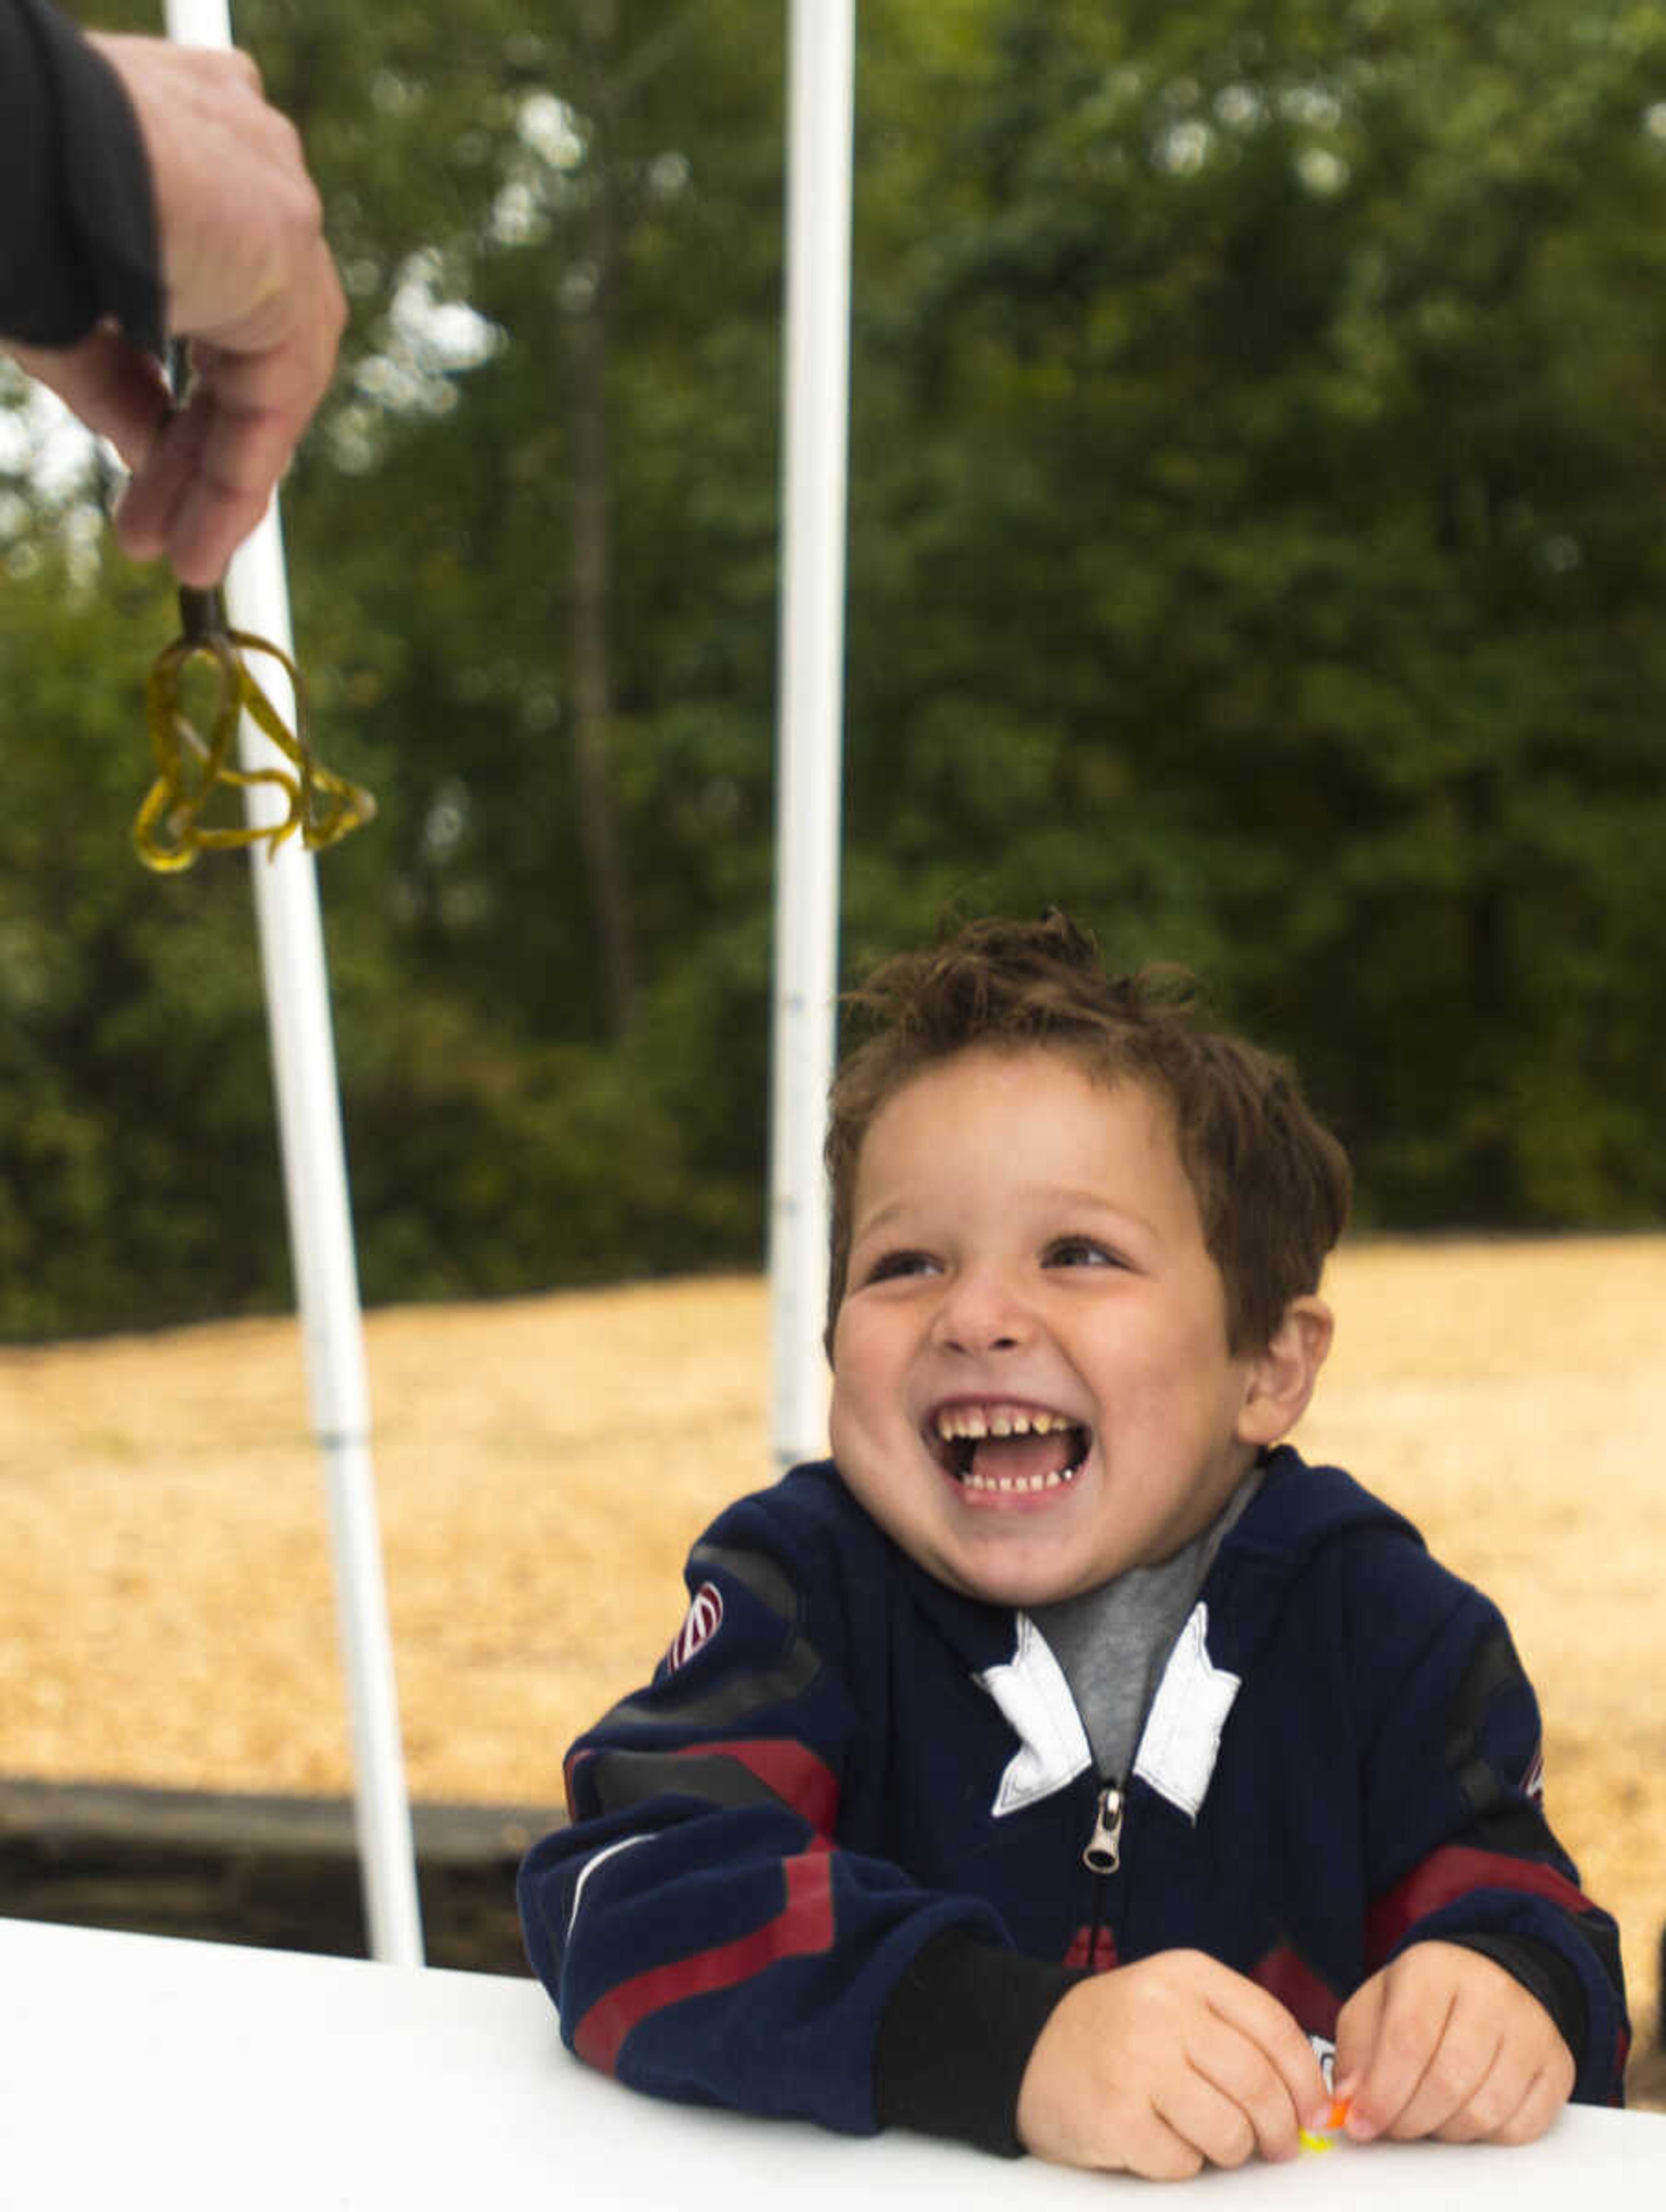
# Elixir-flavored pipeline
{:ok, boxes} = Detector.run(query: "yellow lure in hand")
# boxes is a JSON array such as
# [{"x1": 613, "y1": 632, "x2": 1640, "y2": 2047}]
[
  {"x1": 1299, "y1": 2097, "x2": 1353, "y2": 2153},
  {"x1": 134, "y1": 585, "x2": 374, "y2": 872}
]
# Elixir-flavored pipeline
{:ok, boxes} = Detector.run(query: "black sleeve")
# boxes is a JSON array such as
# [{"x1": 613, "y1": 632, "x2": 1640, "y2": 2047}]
[
  {"x1": 0, "y1": 0, "x2": 162, "y2": 350},
  {"x1": 873, "y1": 1929, "x2": 1087, "y2": 2156}
]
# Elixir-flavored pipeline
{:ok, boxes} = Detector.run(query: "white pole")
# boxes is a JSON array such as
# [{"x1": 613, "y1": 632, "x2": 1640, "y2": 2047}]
[
  {"x1": 768, "y1": 0, "x2": 856, "y2": 1476},
  {"x1": 162, "y1": 0, "x2": 424, "y2": 1968}
]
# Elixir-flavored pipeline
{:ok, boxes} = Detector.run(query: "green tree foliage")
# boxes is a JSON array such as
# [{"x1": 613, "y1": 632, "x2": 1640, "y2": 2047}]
[
  {"x1": 843, "y1": 0, "x2": 1666, "y2": 1224},
  {"x1": 3, "y1": 0, "x2": 1665, "y2": 1335},
  {"x1": 0, "y1": 557, "x2": 287, "y2": 1329}
]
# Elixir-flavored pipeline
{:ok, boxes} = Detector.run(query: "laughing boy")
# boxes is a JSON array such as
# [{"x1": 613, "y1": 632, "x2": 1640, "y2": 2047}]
[{"x1": 519, "y1": 911, "x2": 1627, "y2": 2178}]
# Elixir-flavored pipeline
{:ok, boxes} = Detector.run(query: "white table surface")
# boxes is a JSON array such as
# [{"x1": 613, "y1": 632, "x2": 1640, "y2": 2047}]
[{"x1": 3, "y1": 1914, "x2": 1662, "y2": 2208}]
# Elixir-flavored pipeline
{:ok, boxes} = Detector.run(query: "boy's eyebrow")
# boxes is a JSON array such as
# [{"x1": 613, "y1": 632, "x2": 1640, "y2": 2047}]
[
  {"x1": 849, "y1": 1184, "x2": 1166, "y2": 1245},
  {"x1": 1037, "y1": 1183, "x2": 1164, "y2": 1241},
  {"x1": 844, "y1": 1193, "x2": 918, "y2": 1242}
]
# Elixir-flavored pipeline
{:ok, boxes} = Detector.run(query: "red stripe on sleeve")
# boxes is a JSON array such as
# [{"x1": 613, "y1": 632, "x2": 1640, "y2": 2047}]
[
  {"x1": 564, "y1": 1737, "x2": 840, "y2": 1833},
  {"x1": 573, "y1": 1850, "x2": 836, "y2": 2075},
  {"x1": 672, "y1": 1738, "x2": 840, "y2": 1834},
  {"x1": 1366, "y1": 1843, "x2": 1598, "y2": 1967}
]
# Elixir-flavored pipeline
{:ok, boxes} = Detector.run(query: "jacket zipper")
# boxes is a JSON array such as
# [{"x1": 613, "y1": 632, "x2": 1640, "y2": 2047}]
[
  {"x1": 1077, "y1": 1777, "x2": 1124, "y2": 1967},
  {"x1": 1083, "y1": 1778, "x2": 1124, "y2": 1875}
]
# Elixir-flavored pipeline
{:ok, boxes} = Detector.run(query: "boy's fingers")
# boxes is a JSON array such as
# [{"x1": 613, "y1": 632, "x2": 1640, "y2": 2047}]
[
  {"x1": 1349, "y1": 1986, "x2": 1508, "y2": 2143},
  {"x1": 1332, "y1": 2033, "x2": 1371, "y2": 2123},
  {"x1": 1340, "y1": 1948, "x2": 1577, "y2": 2148},
  {"x1": 1337, "y1": 1975, "x2": 1452, "y2": 2140},
  {"x1": 1190, "y1": 2028, "x2": 1309, "y2": 2163},
  {"x1": 1202, "y1": 1969, "x2": 1331, "y2": 2133},
  {"x1": 1384, "y1": 2026, "x2": 1497, "y2": 2141},
  {"x1": 1332, "y1": 1970, "x2": 1383, "y2": 2094},
  {"x1": 1435, "y1": 2038, "x2": 1572, "y2": 2146},
  {"x1": 1122, "y1": 2116, "x2": 1207, "y2": 2184},
  {"x1": 1154, "y1": 2071, "x2": 1258, "y2": 2173},
  {"x1": 1486, "y1": 2058, "x2": 1573, "y2": 2147}
]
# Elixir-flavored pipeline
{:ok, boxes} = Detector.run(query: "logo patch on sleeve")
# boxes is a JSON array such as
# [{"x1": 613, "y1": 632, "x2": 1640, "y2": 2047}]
[{"x1": 665, "y1": 1581, "x2": 724, "y2": 1673}]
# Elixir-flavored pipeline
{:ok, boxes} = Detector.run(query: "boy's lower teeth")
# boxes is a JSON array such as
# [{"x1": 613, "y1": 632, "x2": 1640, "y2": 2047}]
[
  {"x1": 962, "y1": 1464, "x2": 1079, "y2": 1494},
  {"x1": 954, "y1": 1425, "x2": 1086, "y2": 1491}
]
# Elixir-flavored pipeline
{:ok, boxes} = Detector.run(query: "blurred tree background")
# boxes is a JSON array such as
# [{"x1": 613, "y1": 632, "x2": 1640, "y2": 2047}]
[{"x1": 3, "y1": 0, "x2": 1665, "y2": 1337}]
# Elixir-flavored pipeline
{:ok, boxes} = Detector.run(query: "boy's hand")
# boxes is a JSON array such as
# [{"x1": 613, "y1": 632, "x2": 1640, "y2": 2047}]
[
  {"x1": 1335, "y1": 1940, "x2": 1574, "y2": 2146},
  {"x1": 1015, "y1": 1950, "x2": 1331, "y2": 2180}
]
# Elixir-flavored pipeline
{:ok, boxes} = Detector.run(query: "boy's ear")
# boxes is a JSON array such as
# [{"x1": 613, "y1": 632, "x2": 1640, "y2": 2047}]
[{"x1": 1236, "y1": 1295, "x2": 1333, "y2": 1447}]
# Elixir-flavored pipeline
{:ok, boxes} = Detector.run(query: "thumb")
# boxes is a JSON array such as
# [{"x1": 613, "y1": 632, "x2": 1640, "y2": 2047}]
[{"x1": 7, "y1": 326, "x2": 170, "y2": 470}]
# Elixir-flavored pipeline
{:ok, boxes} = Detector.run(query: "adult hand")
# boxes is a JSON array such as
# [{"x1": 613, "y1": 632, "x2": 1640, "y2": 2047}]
[
  {"x1": 6, "y1": 35, "x2": 345, "y2": 585},
  {"x1": 1015, "y1": 1950, "x2": 1331, "y2": 2180}
]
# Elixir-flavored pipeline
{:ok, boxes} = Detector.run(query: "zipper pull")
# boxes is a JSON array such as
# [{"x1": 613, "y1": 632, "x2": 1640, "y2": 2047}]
[{"x1": 1083, "y1": 1780, "x2": 1124, "y2": 1875}]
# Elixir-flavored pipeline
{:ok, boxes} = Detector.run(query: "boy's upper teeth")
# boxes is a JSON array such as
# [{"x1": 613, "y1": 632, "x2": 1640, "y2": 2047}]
[{"x1": 935, "y1": 1404, "x2": 1075, "y2": 1441}]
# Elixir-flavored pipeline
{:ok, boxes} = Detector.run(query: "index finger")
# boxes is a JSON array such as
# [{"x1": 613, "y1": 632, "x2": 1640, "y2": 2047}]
[
  {"x1": 1339, "y1": 1980, "x2": 1456, "y2": 2141},
  {"x1": 1200, "y1": 1963, "x2": 1333, "y2": 2133},
  {"x1": 115, "y1": 258, "x2": 343, "y2": 582}
]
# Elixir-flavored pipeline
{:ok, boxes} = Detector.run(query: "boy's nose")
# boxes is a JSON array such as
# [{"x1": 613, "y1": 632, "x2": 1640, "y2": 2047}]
[{"x1": 929, "y1": 1266, "x2": 1032, "y2": 1355}]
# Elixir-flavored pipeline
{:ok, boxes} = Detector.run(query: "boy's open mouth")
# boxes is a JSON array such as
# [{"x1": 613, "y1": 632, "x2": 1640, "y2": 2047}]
[{"x1": 928, "y1": 1402, "x2": 1091, "y2": 1495}]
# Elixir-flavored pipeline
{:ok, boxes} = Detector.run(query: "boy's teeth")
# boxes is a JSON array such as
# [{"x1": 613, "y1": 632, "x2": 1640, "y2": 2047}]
[
  {"x1": 936, "y1": 1406, "x2": 1071, "y2": 1441},
  {"x1": 962, "y1": 1463, "x2": 1079, "y2": 1494}
]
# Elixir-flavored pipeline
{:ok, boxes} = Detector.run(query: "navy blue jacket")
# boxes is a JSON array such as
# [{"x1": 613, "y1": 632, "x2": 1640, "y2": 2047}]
[{"x1": 519, "y1": 1446, "x2": 1628, "y2": 2153}]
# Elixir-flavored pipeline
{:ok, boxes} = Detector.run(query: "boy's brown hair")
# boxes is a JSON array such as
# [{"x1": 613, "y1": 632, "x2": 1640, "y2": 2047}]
[{"x1": 825, "y1": 910, "x2": 1350, "y2": 1355}]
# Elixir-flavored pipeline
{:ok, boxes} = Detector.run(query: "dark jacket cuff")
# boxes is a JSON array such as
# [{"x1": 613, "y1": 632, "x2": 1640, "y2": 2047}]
[
  {"x1": 0, "y1": 0, "x2": 161, "y2": 350},
  {"x1": 873, "y1": 1930, "x2": 1085, "y2": 2157}
]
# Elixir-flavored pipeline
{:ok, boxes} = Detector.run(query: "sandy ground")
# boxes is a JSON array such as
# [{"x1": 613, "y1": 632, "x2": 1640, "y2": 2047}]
[{"x1": 2, "y1": 1236, "x2": 1662, "y2": 2097}]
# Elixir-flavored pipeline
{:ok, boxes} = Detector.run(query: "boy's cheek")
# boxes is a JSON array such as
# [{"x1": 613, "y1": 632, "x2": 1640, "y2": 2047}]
[
  {"x1": 827, "y1": 1317, "x2": 898, "y2": 1437},
  {"x1": 826, "y1": 1380, "x2": 891, "y2": 1491}
]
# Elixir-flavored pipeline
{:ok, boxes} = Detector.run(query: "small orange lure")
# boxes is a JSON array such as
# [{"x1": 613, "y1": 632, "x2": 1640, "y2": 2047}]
[{"x1": 1299, "y1": 2097, "x2": 1353, "y2": 2153}]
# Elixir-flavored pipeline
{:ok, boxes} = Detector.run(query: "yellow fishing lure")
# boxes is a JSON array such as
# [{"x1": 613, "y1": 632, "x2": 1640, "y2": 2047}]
[
  {"x1": 1300, "y1": 2096, "x2": 1354, "y2": 2153},
  {"x1": 134, "y1": 583, "x2": 374, "y2": 872}
]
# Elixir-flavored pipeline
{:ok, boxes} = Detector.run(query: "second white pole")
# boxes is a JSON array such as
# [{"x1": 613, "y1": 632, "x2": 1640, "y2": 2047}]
[{"x1": 768, "y1": 0, "x2": 856, "y2": 1476}]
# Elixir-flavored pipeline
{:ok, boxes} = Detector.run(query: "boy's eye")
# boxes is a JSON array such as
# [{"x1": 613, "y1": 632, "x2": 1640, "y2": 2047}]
[
  {"x1": 862, "y1": 1248, "x2": 939, "y2": 1286},
  {"x1": 1044, "y1": 1235, "x2": 1121, "y2": 1270}
]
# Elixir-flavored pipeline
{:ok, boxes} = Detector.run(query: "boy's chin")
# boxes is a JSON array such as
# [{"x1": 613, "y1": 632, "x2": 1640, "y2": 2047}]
[{"x1": 928, "y1": 1535, "x2": 1121, "y2": 1612}]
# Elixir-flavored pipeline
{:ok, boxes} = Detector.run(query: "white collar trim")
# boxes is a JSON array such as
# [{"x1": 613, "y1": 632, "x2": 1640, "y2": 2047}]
[
  {"x1": 976, "y1": 1614, "x2": 1094, "y2": 1816},
  {"x1": 977, "y1": 1600, "x2": 1241, "y2": 1823},
  {"x1": 1132, "y1": 1601, "x2": 1241, "y2": 1820}
]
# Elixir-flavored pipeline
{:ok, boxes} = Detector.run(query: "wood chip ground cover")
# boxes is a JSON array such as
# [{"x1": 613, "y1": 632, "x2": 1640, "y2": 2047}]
[{"x1": 3, "y1": 1237, "x2": 1662, "y2": 2099}]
